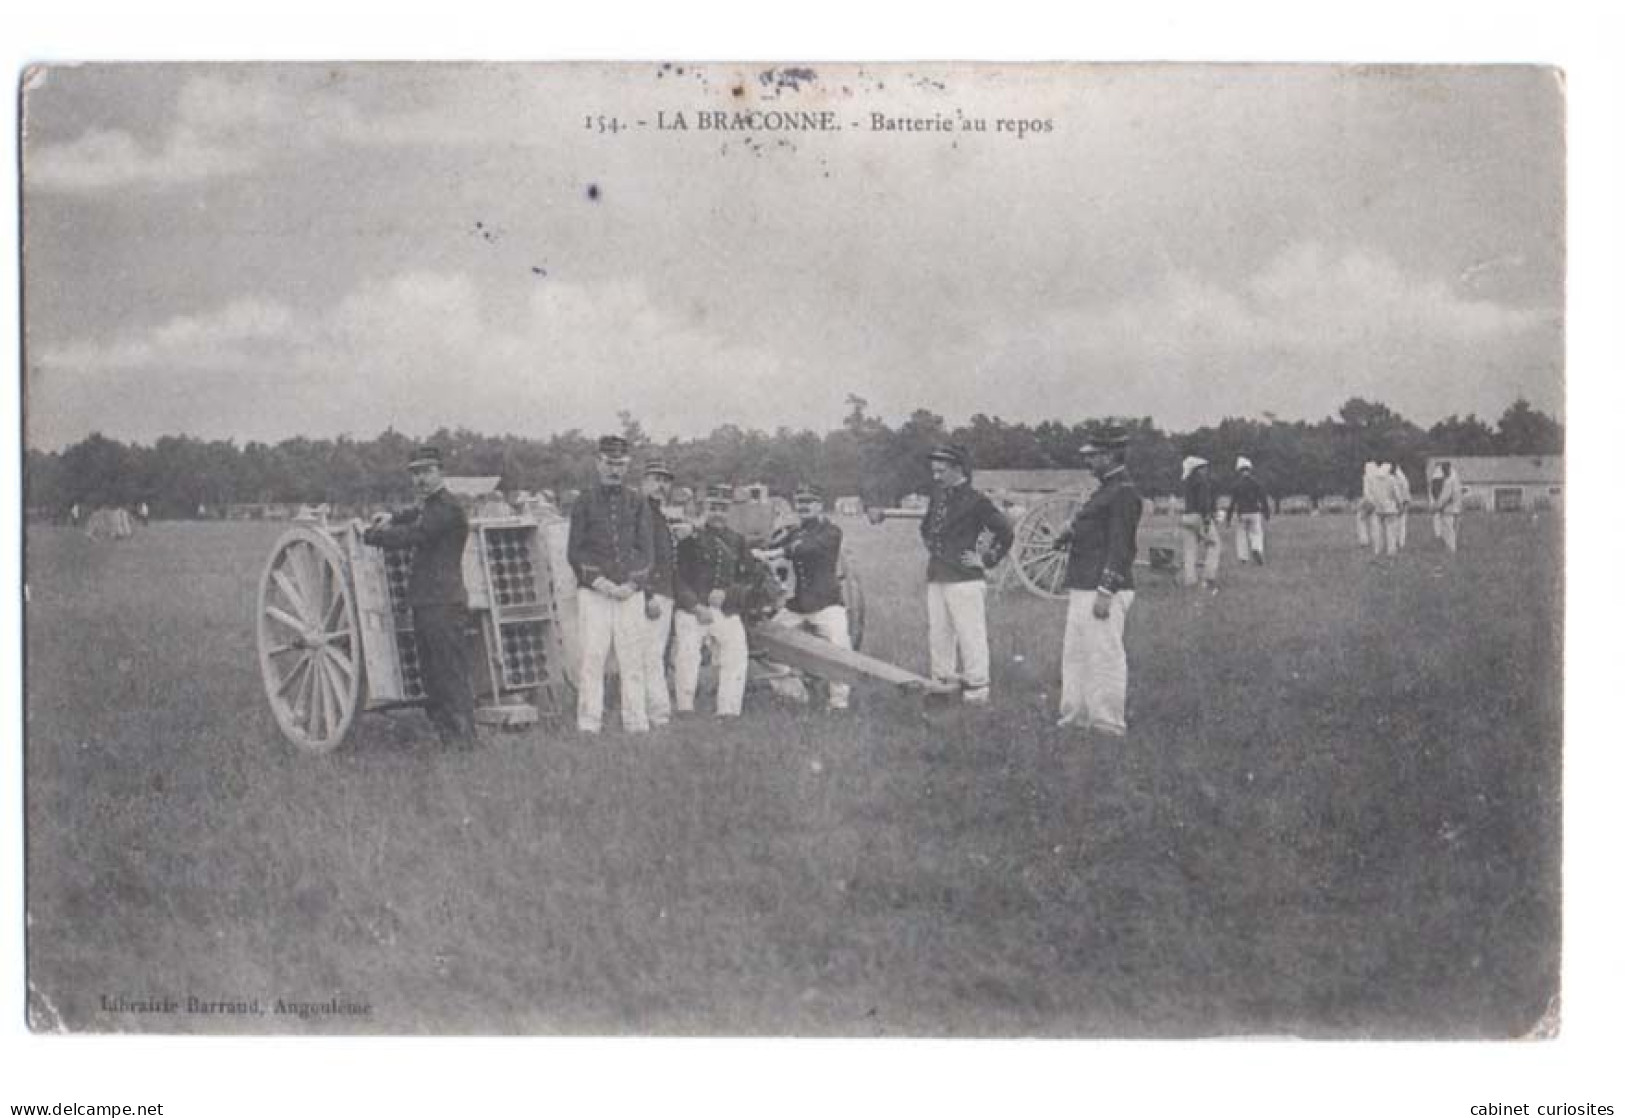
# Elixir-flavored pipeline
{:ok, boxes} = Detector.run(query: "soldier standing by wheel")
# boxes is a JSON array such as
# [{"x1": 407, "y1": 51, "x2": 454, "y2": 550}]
[
  {"x1": 759, "y1": 484, "x2": 853, "y2": 711},
  {"x1": 920, "y1": 444, "x2": 1014, "y2": 705},
  {"x1": 363, "y1": 446, "x2": 478, "y2": 749},
  {"x1": 568, "y1": 435, "x2": 654, "y2": 735}
]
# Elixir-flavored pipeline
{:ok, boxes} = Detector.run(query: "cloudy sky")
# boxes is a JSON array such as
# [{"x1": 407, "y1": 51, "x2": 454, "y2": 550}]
[{"x1": 21, "y1": 63, "x2": 1564, "y2": 449}]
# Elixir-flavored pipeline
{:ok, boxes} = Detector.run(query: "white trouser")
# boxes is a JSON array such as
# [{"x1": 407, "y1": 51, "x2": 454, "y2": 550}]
[
  {"x1": 1180, "y1": 514, "x2": 1219, "y2": 586},
  {"x1": 769, "y1": 605, "x2": 852, "y2": 708},
  {"x1": 1394, "y1": 508, "x2": 1409, "y2": 548},
  {"x1": 1234, "y1": 513, "x2": 1265, "y2": 561},
  {"x1": 1058, "y1": 589, "x2": 1134, "y2": 735},
  {"x1": 641, "y1": 593, "x2": 674, "y2": 725},
  {"x1": 1437, "y1": 511, "x2": 1459, "y2": 553},
  {"x1": 576, "y1": 588, "x2": 649, "y2": 733},
  {"x1": 1356, "y1": 505, "x2": 1373, "y2": 546},
  {"x1": 673, "y1": 609, "x2": 749, "y2": 716},
  {"x1": 1375, "y1": 513, "x2": 1399, "y2": 556},
  {"x1": 927, "y1": 580, "x2": 991, "y2": 701}
]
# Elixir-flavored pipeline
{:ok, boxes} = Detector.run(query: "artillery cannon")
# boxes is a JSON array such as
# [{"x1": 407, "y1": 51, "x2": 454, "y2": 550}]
[{"x1": 257, "y1": 484, "x2": 948, "y2": 753}]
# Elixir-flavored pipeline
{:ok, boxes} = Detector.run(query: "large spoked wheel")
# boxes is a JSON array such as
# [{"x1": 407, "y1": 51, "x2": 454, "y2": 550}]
[
  {"x1": 1011, "y1": 494, "x2": 1086, "y2": 600},
  {"x1": 257, "y1": 527, "x2": 363, "y2": 753}
]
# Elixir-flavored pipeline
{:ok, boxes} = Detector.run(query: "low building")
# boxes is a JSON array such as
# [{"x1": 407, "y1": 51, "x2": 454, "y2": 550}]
[
  {"x1": 976, "y1": 469, "x2": 1098, "y2": 516},
  {"x1": 1425, "y1": 455, "x2": 1563, "y2": 512}
]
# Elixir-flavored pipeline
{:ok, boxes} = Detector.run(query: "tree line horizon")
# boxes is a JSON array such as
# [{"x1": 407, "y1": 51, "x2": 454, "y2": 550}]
[{"x1": 26, "y1": 394, "x2": 1564, "y2": 517}]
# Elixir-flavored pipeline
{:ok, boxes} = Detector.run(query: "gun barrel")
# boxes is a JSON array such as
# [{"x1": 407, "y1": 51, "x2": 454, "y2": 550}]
[{"x1": 864, "y1": 506, "x2": 928, "y2": 525}]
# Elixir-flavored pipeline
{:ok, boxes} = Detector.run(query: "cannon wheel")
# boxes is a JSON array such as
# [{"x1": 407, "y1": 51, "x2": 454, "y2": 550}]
[
  {"x1": 1010, "y1": 493, "x2": 1087, "y2": 600},
  {"x1": 257, "y1": 526, "x2": 363, "y2": 753}
]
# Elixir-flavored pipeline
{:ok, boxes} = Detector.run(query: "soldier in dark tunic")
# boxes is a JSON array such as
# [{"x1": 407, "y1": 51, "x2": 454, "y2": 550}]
[
  {"x1": 760, "y1": 484, "x2": 853, "y2": 710},
  {"x1": 639, "y1": 458, "x2": 679, "y2": 727},
  {"x1": 363, "y1": 446, "x2": 478, "y2": 749},
  {"x1": 567, "y1": 434, "x2": 654, "y2": 734},
  {"x1": 672, "y1": 484, "x2": 756, "y2": 717},
  {"x1": 1054, "y1": 425, "x2": 1141, "y2": 738},
  {"x1": 919, "y1": 444, "x2": 1014, "y2": 704}
]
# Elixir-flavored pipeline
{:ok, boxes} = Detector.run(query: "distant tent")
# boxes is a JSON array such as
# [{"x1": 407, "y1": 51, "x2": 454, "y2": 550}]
[{"x1": 85, "y1": 508, "x2": 133, "y2": 540}]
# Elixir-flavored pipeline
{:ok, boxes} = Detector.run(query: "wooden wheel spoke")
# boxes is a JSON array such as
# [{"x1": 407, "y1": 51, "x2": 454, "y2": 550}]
[
  {"x1": 307, "y1": 656, "x2": 329, "y2": 739},
  {"x1": 319, "y1": 657, "x2": 349, "y2": 725},
  {"x1": 324, "y1": 643, "x2": 357, "y2": 682},
  {"x1": 277, "y1": 654, "x2": 313, "y2": 697},
  {"x1": 272, "y1": 569, "x2": 314, "y2": 625},
  {"x1": 265, "y1": 603, "x2": 307, "y2": 635},
  {"x1": 318, "y1": 659, "x2": 340, "y2": 740},
  {"x1": 293, "y1": 653, "x2": 316, "y2": 721}
]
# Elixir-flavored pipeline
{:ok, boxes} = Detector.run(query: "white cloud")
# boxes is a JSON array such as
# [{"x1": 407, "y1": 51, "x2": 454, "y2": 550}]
[
  {"x1": 29, "y1": 270, "x2": 805, "y2": 445},
  {"x1": 28, "y1": 73, "x2": 483, "y2": 194},
  {"x1": 975, "y1": 241, "x2": 1559, "y2": 428}
]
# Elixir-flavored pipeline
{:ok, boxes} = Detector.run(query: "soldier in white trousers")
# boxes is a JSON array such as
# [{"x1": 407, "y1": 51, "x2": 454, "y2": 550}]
[
  {"x1": 1054, "y1": 425, "x2": 1141, "y2": 738},
  {"x1": 919, "y1": 445, "x2": 1014, "y2": 704},
  {"x1": 1179, "y1": 456, "x2": 1221, "y2": 589},
  {"x1": 567, "y1": 435, "x2": 655, "y2": 734},
  {"x1": 672, "y1": 485, "x2": 755, "y2": 718},
  {"x1": 1372, "y1": 463, "x2": 1401, "y2": 557},
  {"x1": 639, "y1": 459, "x2": 679, "y2": 727},
  {"x1": 1431, "y1": 462, "x2": 1463, "y2": 553},
  {"x1": 1389, "y1": 462, "x2": 1413, "y2": 550},
  {"x1": 759, "y1": 485, "x2": 853, "y2": 710},
  {"x1": 1227, "y1": 456, "x2": 1271, "y2": 565}
]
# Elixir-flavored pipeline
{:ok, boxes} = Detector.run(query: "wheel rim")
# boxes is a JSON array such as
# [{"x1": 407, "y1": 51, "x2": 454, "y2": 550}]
[
  {"x1": 1012, "y1": 495, "x2": 1086, "y2": 600},
  {"x1": 257, "y1": 526, "x2": 362, "y2": 752}
]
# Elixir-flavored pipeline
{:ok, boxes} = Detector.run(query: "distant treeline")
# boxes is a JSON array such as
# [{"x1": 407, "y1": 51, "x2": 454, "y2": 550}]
[{"x1": 25, "y1": 396, "x2": 1563, "y2": 517}]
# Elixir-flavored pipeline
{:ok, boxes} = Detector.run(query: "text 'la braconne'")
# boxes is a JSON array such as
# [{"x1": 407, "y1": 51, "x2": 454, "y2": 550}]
[{"x1": 585, "y1": 110, "x2": 1055, "y2": 139}]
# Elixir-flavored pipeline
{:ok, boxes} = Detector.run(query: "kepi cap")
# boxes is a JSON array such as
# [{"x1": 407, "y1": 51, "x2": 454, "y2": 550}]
[
  {"x1": 408, "y1": 445, "x2": 444, "y2": 470},
  {"x1": 793, "y1": 484, "x2": 825, "y2": 503},
  {"x1": 597, "y1": 434, "x2": 631, "y2": 458},
  {"x1": 926, "y1": 443, "x2": 971, "y2": 471},
  {"x1": 704, "y1": 483, "x2": 734, "y2": 504},
  {"x1": 643, "y1": 458, "x2": 675, "y2": 479},
  {"x1": 1079, "y1": 424, "x2": 1130, "y2": 454}
]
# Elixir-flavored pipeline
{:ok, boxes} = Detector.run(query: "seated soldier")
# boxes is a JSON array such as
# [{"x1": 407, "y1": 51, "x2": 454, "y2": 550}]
[{"x1": 759, "y1": 485, "x2": 852, "y2": 710}]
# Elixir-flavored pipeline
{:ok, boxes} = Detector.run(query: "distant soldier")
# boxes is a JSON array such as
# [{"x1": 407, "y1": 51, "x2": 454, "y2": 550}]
[
  {"x1": 68, "y1": 502, "x2": 81, "y2": 529},
  {"x1": 640, "y1": 459, "x2": 679, "y2": 728},
  {"x1": 1054, "y1": 425, "x2": 1141, "y2": 738},
  {"x1": 1356, "y1": 462, "x2": 1378, "y2": 548},
  {"x1": 673, "y1": 484, "x2": 755, "y2": 718},
  {"x1": 1389, "y1": 462, "x2": 1413, "y2": 550},
  {"x1": 137, "y1": 501, "x2": 150, "y2": 526},
  {"x1": 1179, "y1": 456, "x2": 1220, "y2": 589},
  {"x1": 1431, "y1": 462, "x2": 1463, "y2": 553},
  {"x1": 363, "y1": 446, "x2": 478, "y2": 749},
  {"x1": 1227, "y1": 456, "x2": 1271, "y2": 565},
  {"x1": 567, "y1": 434, "x2": 654, "y2": 735},
  {"x1": 760, "y1": 484, "x2": 852, "y2": 711},
  {"x1": 1371, "y1": 463, "x2": 1401, "y2": 558},
  {"x1": 920, "y1": 444, "x2": 1013, "y2": 705}
]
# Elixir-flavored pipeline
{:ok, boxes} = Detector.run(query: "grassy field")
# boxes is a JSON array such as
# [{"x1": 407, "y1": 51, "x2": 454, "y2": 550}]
[{"x1": 23, "y1": 511, "x2": 1561, "y2": 1037}]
